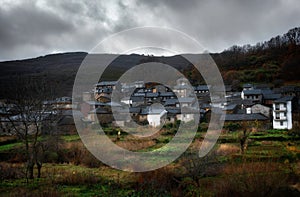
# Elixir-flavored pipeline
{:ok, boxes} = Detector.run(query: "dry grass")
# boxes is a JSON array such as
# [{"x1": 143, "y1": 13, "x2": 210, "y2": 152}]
[
  {"x1": 135, "y1": 165, "x2": 182, "y2": 196},
  {"x1": 214, "y1": 161, "x2": 290, "y2": 197},
  {"x1": 217, "y1": 144, "x2": 240, "y2": 156},
  {"x1": 0, "y1": 162, "x2": 24, "y2": 180},
  {"x1": 116, "y1": 139, "x2": 156, "y2": 151}
]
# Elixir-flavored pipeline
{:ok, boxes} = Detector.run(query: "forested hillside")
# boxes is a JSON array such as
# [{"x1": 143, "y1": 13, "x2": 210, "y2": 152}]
[
  {"x1": 212, "y1": 27, "x2": 300, "y2": 85},
  {"x1": 0, "y1": 27, "x2": 299, "y2": 98}
]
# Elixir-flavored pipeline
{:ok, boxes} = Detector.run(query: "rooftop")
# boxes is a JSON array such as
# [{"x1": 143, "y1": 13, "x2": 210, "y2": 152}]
[
  {"x1": 274, "y1": 96, "x2": 294, "y2": 103},
  {"x1": 221, "y1": 113, "x2": 268, "y2": 121},
  {"x1": 243, "y1": 89, "x2": 262, "y2": 95},
  {"x1": 263, "y1": 93, "x2": 281, "y2": 100},
  {"x1": 95, "y1": 81, "x2": 117, "y2": 86}
]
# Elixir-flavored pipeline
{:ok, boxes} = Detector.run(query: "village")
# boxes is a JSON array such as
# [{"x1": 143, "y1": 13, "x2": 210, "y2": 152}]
[
  {"x1": 77, "y1": 78, "x2": 300, "y2": 131},
  {"x1": 1, "y1": 77, "x2": 299, "y2": 135}
]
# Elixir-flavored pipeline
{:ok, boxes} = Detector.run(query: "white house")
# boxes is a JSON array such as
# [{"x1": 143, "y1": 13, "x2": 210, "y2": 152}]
[
  {"x1": 272, "y1": 96, "x2": 293, "y2": 130},
  {"x1": 241, "y1": 89, "x2": 262, "y2": 103},
  {"x1": 147, "y1": 105, "x2": 167, "y2": 127},
  {"x1": 121, "y1": 97, "x2": 132, "y2": 105},
  {"x1": 173, "y1": 78, "x2": 192, "y2": 98},
  {"x1": 176, "y1": 108, "x2": 197, "y2": 123}
]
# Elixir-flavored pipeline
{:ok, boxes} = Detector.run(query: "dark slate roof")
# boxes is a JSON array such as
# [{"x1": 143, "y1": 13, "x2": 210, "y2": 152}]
[
  {"x1": 243, "y1": 83, "x2": 253, "y2": 88},
  {"x1": 159, "y1": 92, "x2": 175, "y2": 97},
  {"x1": 194, "y1": 85, "x2": 209, "y2": 91},
  {"x1": 95, "y1": 81, "x2": 117, "y2": 86},
  {"x1": 178, "y1": 97, "x2": 195, "y2": 103},
  {"x1": 131, "y1": 96, "x2": 144, "y2": 102},
  {"x1": 145, "y1": 92, "x2": 159, "y2": 98},
  {"x1": 165, "y1": 107, "x2": 181, "y2": 114},
  {"x1": 274, "y1": 96, "x2": 294, "y2": 103},
  {"x1": 261, "y1": 89, "x2": 273, "y2": 95},
  {"x1": 243, "y1": 89, "x2": 262, "y2": 95},
  {"x1": 281, "y1": 86, "x2": 297, "y2": 93},
  {"x1": 263, "y1": 93, "x2": 281, "y2": 100},
  {"x1": 129, "y1": 107, "x2": 141, "y2": 113},
  {"x1": 132, "y1": 92, "x2": 145, "y2": 97},
  {"x1": 222, "y1": 104, "x2": 237, "y2": 111},
  {"x1": 164, "y1": 98, "x2": 179, "y2": 106},
  {"x1": 221, "y1": 113, "x2": 268, "y2": 121}
]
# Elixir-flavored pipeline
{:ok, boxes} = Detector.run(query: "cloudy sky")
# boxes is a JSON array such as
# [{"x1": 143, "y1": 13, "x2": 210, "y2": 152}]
[{"x1": 0, "y1": 0, "x2": 300, "y2": 61}]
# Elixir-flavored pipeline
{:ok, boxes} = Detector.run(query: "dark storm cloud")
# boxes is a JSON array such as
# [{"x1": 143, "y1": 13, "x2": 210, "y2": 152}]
[
  {"x1": 0, "y1": 1, "x2": 75, "y2": 60},
  {"x1": 0, "y1": 0, "x2": 299, "y2": 60},
  {"x1": 0, "y1": 4, "x2": 72, "y2": 45},
  {"x1": 0, "y1": 0, "x2": 140, "y2": 60},
  {"x1": 139, "y1": 0, "x2": 300, "y2": 52}
]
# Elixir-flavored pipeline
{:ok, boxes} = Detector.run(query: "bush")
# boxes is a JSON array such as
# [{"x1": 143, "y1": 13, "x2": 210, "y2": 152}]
[
  {"x1": 66, "y1": 142, "x2": 102, "y2": 168},
  {"x1": 135, "y1": 167, "x2": 179, "y2": 196},
  {"x1": 198, "y1": 122, "x2": 208, "y2": 132},
  {"x1": 224, "y1": 123, "x2": 241, "y2": 131},
  {"x1": 216, "y1": 161, "x2": 290, "y2": 196},
  {"x1": 54, "y1": 169, "x2": 100, "y2": 186},
  {"x1": 0, "y1": 162, "x2": 24, "y2": 180}
]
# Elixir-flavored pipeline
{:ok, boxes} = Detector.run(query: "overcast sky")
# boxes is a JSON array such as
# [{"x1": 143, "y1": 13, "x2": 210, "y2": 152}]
[{"x1": 0, "y1": 0, "x2": 300, "y2": 61}]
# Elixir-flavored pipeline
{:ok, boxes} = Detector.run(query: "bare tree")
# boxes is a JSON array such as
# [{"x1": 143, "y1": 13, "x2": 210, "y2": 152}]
[
  {"x1": 239, "y1": 120, "x2": 259, "y2": 154},
  {"x1": 1, "y1": 76, "x2": 58, "y2": 180}
]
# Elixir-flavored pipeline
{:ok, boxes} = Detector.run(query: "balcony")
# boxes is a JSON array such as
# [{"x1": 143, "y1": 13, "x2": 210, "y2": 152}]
[
  {"x1": 274, "y1": 107, "x2": 286, "y2": 112},
  {"x1": 274, "y1": 117, "x2": 287, "y2": 121}
]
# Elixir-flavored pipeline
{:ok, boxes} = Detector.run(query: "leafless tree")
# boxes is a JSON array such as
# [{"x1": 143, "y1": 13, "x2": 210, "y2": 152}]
[
  {"x1": 239, "y1": 121, "x2": 259, "y2": 154},
  {"x1": 1, "y1": 76, "x2": 59, "y2": 180}
]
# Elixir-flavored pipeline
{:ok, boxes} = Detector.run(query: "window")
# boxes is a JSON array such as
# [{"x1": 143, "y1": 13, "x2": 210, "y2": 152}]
[
  {"x1": 275, "y1": 104, "x2": 280, "y2": 110},
  {"x1": 275, "y1": 112, "x2": 280, "y2": 119},
  {"x1": 280, "y1": 121, "x2": 284, "y2": 126},
  {"x1": 283, "y1": 103, "x2": 287, "y2": 108},
  {"x1": 284, "y1": 112, "x2": 287, "y2": 117}
]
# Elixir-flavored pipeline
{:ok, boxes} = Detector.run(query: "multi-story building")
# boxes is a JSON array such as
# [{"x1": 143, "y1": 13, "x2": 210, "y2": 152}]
[{"x1": 272, "y1": 96, "x2": 294, "y2": 130}]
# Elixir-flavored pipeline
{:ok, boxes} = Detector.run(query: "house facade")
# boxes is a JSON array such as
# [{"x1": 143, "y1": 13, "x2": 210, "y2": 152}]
[{"x1": 272, "y1": 96, "x2": 293, "y2": 130}]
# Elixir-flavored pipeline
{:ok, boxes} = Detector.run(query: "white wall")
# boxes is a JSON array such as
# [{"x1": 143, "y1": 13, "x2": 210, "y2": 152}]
[
  {"x1": 147, "y1": 114, "x2": 161, "y2": 127},
  {"x1": 273, "y1": 101, "x2": 292, "y2": 130},
  {"x1": 147, "y1": 110, "x2": 167, "y2": 127},
  {"x1": 176, "y1": 114, "x2": 194, "y2": 123}
]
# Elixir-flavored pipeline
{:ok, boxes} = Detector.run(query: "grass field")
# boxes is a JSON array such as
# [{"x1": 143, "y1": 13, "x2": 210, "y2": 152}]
[{"x1": 1, "y1": 129, "x2": 300, "y2": 196}]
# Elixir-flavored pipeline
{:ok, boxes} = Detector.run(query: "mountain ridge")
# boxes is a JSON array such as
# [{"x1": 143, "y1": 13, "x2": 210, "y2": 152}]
[{"x1": 0, "y1": 27, "x2": 299, "y2": 98}]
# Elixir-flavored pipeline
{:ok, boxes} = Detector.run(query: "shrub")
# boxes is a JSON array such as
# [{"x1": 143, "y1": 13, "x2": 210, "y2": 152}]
[
  {"x1": 216, "y1": 161, "x2": 289, "y2": 196},
  {"x1": 0, "y1": 162, "x2": 24, "y2": 180},
  {"x1": 135, "y1": 166, "x2": 179, "y2": 196},
  {"x1": 66, "y1": 142, "x2": 102, "y2": 168},
  {"x1": 54, "y1": 169, "x2": 100, "y2": 186},
  {"x1": 224, "y1": 123, "x2": 241, "y2": 131}
]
